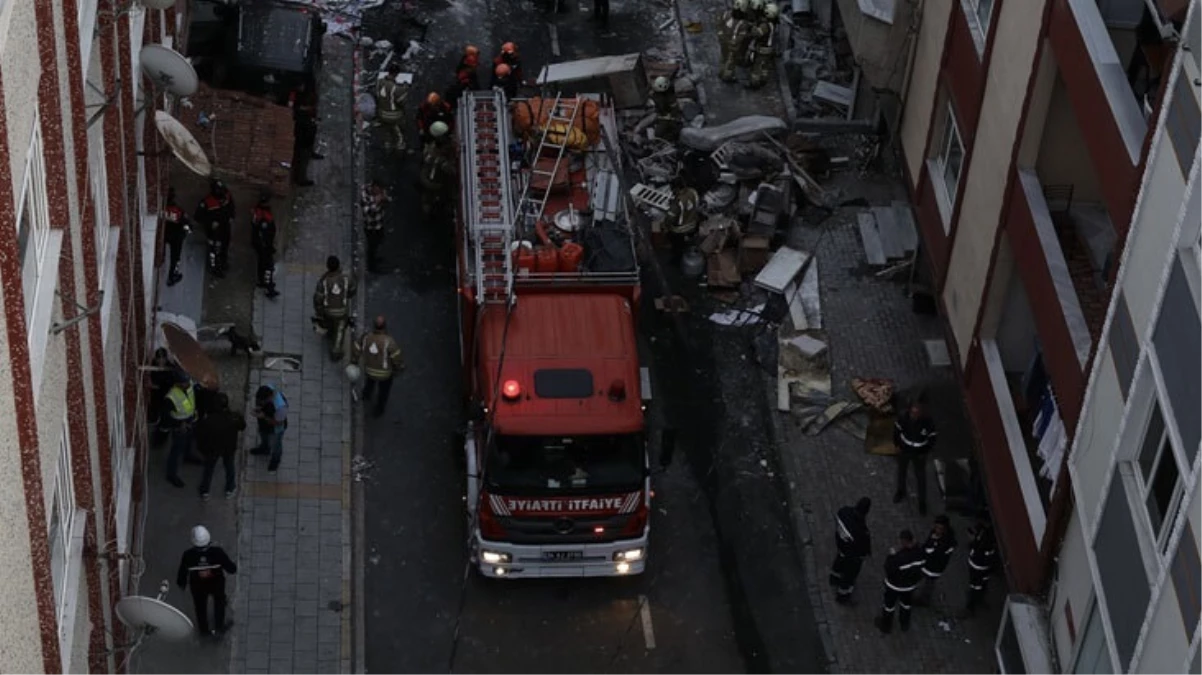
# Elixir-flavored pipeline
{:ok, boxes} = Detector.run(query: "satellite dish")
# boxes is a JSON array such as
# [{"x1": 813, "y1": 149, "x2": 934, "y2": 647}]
[
  {"x1": 140, "y1": 0, "x2": 177, "y2": 9},
  {"x1": 154, "y1": 110, "x2": 212, "y2": 177},
  {"x1": 115, "y1": 596, "x2": 194, "y2": 641},
  {"x1": 140, "y1": 44, "x2": 199, "y2": 96}
]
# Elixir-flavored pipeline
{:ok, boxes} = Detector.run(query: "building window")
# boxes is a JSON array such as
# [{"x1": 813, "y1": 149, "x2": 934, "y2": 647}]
[
  {"x1": 963, "y1": 0, "x2": 994, "y2": 54},
  {"x1": 18, "y1": 121, "x2": 65, "y2": 401},
  {"x1": 932, "y1": 102, "x2": 965, "y2": 226},
  {"x1": 1134, "y1": 402, "x2": 1185, "y2": 553},
  {"x1": 1071, "y1": 600, "x2": 1114, "y2": 673}
]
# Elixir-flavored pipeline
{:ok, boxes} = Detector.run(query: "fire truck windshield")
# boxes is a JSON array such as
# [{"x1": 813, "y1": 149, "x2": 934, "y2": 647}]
[{"x1": 486, "y1": 434, "x2": 645, "y2": 493}]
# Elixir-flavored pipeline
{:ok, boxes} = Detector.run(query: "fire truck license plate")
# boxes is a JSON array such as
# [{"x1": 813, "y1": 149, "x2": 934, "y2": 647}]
[{"x1": 543, "y1": 551, "x2": 583, "y2": 562}]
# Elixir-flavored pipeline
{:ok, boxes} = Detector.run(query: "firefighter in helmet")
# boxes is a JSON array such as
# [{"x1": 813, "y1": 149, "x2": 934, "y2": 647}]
[
  {"x1": 250, "y1": 190, "x2": 279, "y2": 299},
  {"x1": 491, "y1": 63, "x2": 518, "y2": 99},
  {"x1": 448, "y1": 45, "x2": 481, "y2": 105},
  {"x1": 748, "y1": 3, "x2": 780, "y2": 90},
  {"x1": 718, "y1": 0, "x2": 753, "y2": 82},
  {"x1": 416, "y1": 91, "x2": 454, "y2": 150},
  {"x1": 650, "y1": 76, "x2": 683, "y2": 142},
  {"x1": 352, "y1": 315, "x2": 404, "y2": 418},
  {"x1": 420, "y1": 121, "x2": 456, "y2": 218},
  {"x1": 312, "y1": 255, "x2": 357, "y2": 361},
  {"x1": 376, "y1": 61, "x2": 411, "y2": 151},
  {"x1": 194, "y1": 179, "x2": 235, "y2": 278},
  {"x1": 663, "y1": 176, "x2": 700, "y2": 262},
  {"x1": 493, "y1": 42, "x2": 525, "y2": 85}
]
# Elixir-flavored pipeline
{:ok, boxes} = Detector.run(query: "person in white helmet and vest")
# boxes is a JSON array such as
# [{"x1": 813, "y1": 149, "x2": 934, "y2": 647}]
[
  {"x1": 748, "y1": 3, "x2": 780, "y2": 90},
  {"x1": 650, "y1": 76, "x2": 683, "y2": 142},
  {"x1": 718, "y1": 0, "x2": 753, "y2": 82},
  {"x1": 352, "y1": 315, "x2": 404, "y2": 417},
  {"x1": 177, "y1": 525, "x2": 237, "y2": 638},
  {"x1": 164, "y1": 370, "x2": 198, "y2": 489},
  {"x1": 664, "y1": 178, "x2": 700, "y2": 263},
  {"x1": 376, "y1": 61, "x2": 411, "y2": 152},
  {"x1": 313, "y1": 255, "x2": 357, "y2": 361},
  {"x1": 420, "y1": 121, "x2": 456, "y2": 218}
]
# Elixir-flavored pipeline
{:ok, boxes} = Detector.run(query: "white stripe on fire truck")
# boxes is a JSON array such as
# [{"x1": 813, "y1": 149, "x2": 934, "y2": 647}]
[
  {"x1": 620, "y1": 491, "x2": 639, "y2": 514},
  {"x1": 489, "y1": 494, "x2": 510, "y2": 516}
]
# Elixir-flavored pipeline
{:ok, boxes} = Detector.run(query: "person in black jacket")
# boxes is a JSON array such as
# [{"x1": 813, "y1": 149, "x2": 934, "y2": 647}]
[
  {"x1": 875, "y1": 529, "x2": 926, "y2": 634},
  {"x1": 177, "y1": 525, "x2": 237, "y2": 638},
  {"x1": 828, "y1": 496, "x2": 872, "y2": 604},
  {"x1": 965, "y1": 519, "x2": 999, "y2": 616},
  {"x1": 914, "y1": 514, "x2": 957, "y2": 606},
  {"x1": 194, "y1": 393, "x2": 247, "y2": 500},
  {"x1": 893, "y1": 397, "x2": 938, "y2": 514}
]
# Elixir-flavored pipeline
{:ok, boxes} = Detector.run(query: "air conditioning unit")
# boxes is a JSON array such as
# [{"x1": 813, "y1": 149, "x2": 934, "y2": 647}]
[{"x1": 996, "y1": 594, "x2": 1057, "y2": 674}]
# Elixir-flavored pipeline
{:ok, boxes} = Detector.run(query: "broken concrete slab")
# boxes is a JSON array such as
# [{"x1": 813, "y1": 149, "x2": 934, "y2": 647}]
[
  {"x1": 813, "y1": 80, "x2": 853, "y2": 109},
  {"x1": 679, "y1": 115, "x2": 789, "y2": 152},
  {"x1": 787, "y1": 334, "x2": 828, "y2": 358},
  {"x1": 871, "y1": 206, "x2": 904, "y2": 260},
  {"x1": 754, "y1": 246, "x2": 807, "y2": 293},
  {"x1": 857, "y1": 212, "x2": 886, "y2": 266}
]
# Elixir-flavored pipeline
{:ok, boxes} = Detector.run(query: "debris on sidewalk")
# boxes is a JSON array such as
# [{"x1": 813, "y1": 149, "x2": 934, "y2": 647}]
[
  {"x1": 708, "y1": 304, "x2": 765, "y2": 326},
  {"x1": 851, "y1": 377, "x2": 895, "y2": 413}
]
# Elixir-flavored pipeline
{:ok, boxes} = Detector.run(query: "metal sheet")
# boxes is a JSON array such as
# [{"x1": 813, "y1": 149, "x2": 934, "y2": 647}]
[
  {"x1": 536, "y1": 54, "x2": 643, "y2": 83},
  {"x1": 753, "y1": 247, "x2": 808, "y2": 293}
]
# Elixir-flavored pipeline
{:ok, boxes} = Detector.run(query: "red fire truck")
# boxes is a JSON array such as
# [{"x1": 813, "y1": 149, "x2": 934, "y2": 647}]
[{"x1": 454, "y1": 89, "x2": 651, "y2": 578}]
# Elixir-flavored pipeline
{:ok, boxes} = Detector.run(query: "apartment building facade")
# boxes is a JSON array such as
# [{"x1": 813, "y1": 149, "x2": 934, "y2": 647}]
[
  {"x1": 882, "y1": 0, "x2": 1198, "y2": 667},
  {"x1": 0, "y1": 0, "x2": 178, "y2": 671}
]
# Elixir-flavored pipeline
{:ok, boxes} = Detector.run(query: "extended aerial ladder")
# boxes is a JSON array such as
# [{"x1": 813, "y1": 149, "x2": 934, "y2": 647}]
[
  {"x1": 458, "y1": 90, "x2": 517, "y2": 305},
  {"x1": 513, "y1": 94, "x2": 582, "y2": 233}
]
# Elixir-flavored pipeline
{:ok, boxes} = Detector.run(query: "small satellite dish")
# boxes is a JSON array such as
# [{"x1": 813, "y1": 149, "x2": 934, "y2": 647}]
[
  {"x1": 140, "y1": 44, "x2": 199, "y2": 97},
  {"x1": 115, "y1": 596, "x2": 194, "y2": 641},
  {"x1": 154, "y1": 110, "x2": 212, "y2": 177},
  {"x1": 140, "y1": 0, "x2": 177, "y2": 9}
]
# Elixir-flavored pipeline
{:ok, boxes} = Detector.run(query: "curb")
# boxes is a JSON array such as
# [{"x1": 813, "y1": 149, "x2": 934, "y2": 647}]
[
  {"x1": 765, "y1": 372, "x2": 840, "y2": 672},
  {"x1": 349, "y1": 40, "x2": 369, "y2": 675}
]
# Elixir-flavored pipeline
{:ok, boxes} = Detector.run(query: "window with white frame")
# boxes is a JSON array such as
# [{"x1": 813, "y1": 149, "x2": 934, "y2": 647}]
[
  {"x1": 18, "y1": 135, "x2": 51, "y2": 326},
  {"x1": 962, "y1": 0, "x2": 994, "y2": 54},
  {"x1": 1133, "y1": 400, "x2": 1187, "y2": 554},
  {"x1": 932, "y1": 102, "x2": 965, "y2": 226},
  {"x1": 1071, "y1": 599, "x2": 1114, "y2": 673},
  {"x1": 49, "y1": 419, "x2": 78, "y2": 631}
]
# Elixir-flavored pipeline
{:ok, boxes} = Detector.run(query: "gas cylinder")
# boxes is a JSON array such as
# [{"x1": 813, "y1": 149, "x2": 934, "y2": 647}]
[
  {"x1": 534, "y1": 246, "x2": 560, "y2": 273},
  {"x1": 559, "y1": 242, "x2": 584, "y2": 272},
  {"x1": 512, "y1": 242, "x2": 536, "y2": 276}
]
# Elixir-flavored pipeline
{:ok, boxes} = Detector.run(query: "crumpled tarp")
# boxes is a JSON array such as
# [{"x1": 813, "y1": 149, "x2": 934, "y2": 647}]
[{"x1": 679, "y1": 115, "x2": 788, "y2": 152}]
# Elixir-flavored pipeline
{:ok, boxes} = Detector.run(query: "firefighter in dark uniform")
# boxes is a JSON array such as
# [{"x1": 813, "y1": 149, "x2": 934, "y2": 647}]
[
  {"x1": 376, "y1": 62, "x2": 410, "y2": 151},
  {"x1": 893, "y1": 396, "x2": 938, "y2": 514},
  {"x1": 964, "y1": 519, "x2": 999, "y2": 616},
  {"x1": 650, "y1": 76, "x2": 683, "y2": 142},
  {"x1": 493, "y1": 42, "x2": 526, "y2": 85},
  {"x1": 420, "y1": 121, "x2": 456, "y2": 218},
  {"x1": 352, "y1": 315, "x2": 405, "y2": 417},
  {"x1": 747, "y1": 3, "x2": 780, "y2": 90},
  {"x1": 447, "y1": 45, "x2": 481, "y2": 105},
  {"x1": 195, "y1": 179, "x2": 235, "y2": 278},
  {"x1": 250, "y1": 191, "x2": 280, "y2": 300},
  {"x1": 177, "y1": 525, "x2": 237, "y2": 638},
  {"x1": 161, "y1": 188, "x2": 191, "y2": 287},
  {"x1": 875, "y1": 529, "x2": 926, "y2": 634},
  {"x1": 312, "y1": 255, "x2": 357, "y2": 361},
  {"x1": 664, "y1": 181, "x2": 700, "y2": 263},
  {"x1": 718, "y1": 0, "x2": 751, "y2": 82},
  {"x1": 416, "y1": 91, "x2": 454, "y2": 149},
  {"x1": 828, "y1": 497, "x2": 872, "y2": 604},
  {"x1": 914, "y1": 514, "x2": 957, "y2": 606},
  {"x1": 491, "y1": 63, "x2": 519, "y2": 99}
]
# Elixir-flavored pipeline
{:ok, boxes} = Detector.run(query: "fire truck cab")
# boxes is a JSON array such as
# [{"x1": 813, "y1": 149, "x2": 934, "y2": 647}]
[{"x1": 454, "y1": 89, "x2": 649, "y2": 578}]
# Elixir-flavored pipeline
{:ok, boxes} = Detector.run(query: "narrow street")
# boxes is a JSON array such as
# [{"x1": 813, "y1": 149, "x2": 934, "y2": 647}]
[{"x1": 356, "y1": 0, "x2": 822, "y2": 672}]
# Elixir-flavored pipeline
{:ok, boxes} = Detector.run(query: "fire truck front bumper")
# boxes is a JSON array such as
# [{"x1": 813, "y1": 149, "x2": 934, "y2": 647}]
[{"x1": 473, "y1": 533, "x2": 649, "y2": 579}]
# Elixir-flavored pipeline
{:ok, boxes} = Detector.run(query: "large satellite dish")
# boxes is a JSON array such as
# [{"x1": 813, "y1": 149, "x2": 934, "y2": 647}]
[
  {"x1": 140, "y1": 0, "x2": 178, "y2": 11},
  {"x1": 154, "y1": 110, "x2": 212, "y2": 177},
  {"x1": 115, "y1": 585, "x2": 194, "y2": 641},
  {"x1": 161, "y1": 321, "x2": 220, "y2": 390},
  {"x1": 139, "y1": 44, "x2": 199, "y2": 97}
]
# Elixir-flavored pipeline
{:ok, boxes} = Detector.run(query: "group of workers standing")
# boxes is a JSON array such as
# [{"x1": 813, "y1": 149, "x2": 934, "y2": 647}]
[{"x1": 718, "y1": 0, "x2": 782, "y2": 89}]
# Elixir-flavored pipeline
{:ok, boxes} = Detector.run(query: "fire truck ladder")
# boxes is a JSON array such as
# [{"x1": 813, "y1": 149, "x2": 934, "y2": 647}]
[
  {"x1": 462, "y1": 90, "x2": 516, "y2": 305},
  {"x1": 514, "y1": 94, "x2": 581, "y2": 231}
]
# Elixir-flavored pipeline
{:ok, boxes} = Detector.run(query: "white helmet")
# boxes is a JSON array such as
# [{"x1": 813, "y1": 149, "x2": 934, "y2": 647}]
[
  {"x1": 749, "y1": 0, "x2": 764, "y2": 11},
  {"x1": 652, "y1": 76, "x2": 671, "y2": 93},
  {"x1": 430, "y1": 121, "x2": 450, "y2": 138},
  {"x1": 345, "y1": 364, "x2": 362, "y2": 383},
  {"x1": 191, "y1": 525, "x2": 211, "y2": 548},
  {"x1": 733, "y1": 0, "x2": 749, "y2": 10},
  {"x1": 764, "y1": 2, "x2": 779, "y2": 18}
]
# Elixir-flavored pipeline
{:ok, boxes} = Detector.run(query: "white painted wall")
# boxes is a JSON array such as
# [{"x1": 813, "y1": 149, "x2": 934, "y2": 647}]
[
  {"x1": 1119, "y1": 141, "x2": 1187, "y2": 331},
  {"x1": 899, "y1": 0, "x2": 951, "y2": 185},
  {"x1": 1, "y1": 0, "x2": 42, "y2": 198},
  {"x1": 1050, "y1": 512, "x2": 1094, "y2": 667},
  {"x1": 1069, "y1": 353, "x2": 1122, "y2": 518}
]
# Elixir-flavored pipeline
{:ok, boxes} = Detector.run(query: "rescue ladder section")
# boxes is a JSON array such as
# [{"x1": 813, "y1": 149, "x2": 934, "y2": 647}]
[
  {"x1": 513, "y1": 93, "x2": 581, "y2": 233},
  {"x1": 459, "y1": 90, "x2": 516, "y2": 305}
]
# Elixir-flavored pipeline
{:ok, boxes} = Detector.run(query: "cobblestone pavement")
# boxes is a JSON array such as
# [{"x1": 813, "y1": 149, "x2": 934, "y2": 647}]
[
  {"x1": 227, "y1": 37, "x2": 357, "y2": 675},
  {"x1": 773, "y1": 165, "x2": 1005, "y2": 673}
]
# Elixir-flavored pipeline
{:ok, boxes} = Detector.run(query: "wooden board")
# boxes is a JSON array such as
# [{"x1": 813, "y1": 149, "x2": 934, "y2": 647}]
[
  {"x1": 872, "y1": 206, "x2": 904, "y2": 260},
  {"x1": 857, "y1": 212, "x2": 886, "y2": 266},
  {"x1": 753, "y1": 246, "x2": 807, "y2": 293}
]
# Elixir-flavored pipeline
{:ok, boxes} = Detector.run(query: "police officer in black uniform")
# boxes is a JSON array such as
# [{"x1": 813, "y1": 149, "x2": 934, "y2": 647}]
[
  {"x1": 893, "y1": 396, "x2": 938, "y2": 514},
  {"x1": 915, "y1": 514, "x2": 957, "y2": 606},
  {"x1": 828, "y1": 496, "x2": 872, "y2": 604},
  {"x1": 965, "y1": 518, "x2": 999, "y2": 616},
  {"x1": 176, "y1": 525, "x2": 237, "y2": 638},
  {"x1": 195, "y1": 179, "x2": 235, "y2": 278},
  {"x1": 161, "y1": 188, "x2": 191, "y2": 287},
  {"x1": 250, "y1": 191, "x2": 280, "y2": 299},
  {"x1": 875, "y1": 529, "x2": 926, "y2": 634}
]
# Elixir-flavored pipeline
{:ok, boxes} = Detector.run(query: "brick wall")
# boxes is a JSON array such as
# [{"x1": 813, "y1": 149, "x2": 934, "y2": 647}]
[{"x1": 180, "y1": 84, "x2": 296, "y2": 197}]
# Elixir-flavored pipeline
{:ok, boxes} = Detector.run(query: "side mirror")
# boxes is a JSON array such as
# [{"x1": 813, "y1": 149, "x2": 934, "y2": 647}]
[{"x1": 658, "y1": 428, "x2": 676, "y2": 468}]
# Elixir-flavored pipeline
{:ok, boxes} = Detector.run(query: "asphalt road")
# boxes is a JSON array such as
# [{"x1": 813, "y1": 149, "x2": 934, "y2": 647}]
[{"x1": 357, "y1": 1, "x2": 823, "y2": 672}]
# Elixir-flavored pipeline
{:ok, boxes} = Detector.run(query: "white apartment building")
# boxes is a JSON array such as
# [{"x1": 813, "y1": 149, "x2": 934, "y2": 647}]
[{"x1": 1048, "y1": 2, "x2": 1201, "y2": 671}]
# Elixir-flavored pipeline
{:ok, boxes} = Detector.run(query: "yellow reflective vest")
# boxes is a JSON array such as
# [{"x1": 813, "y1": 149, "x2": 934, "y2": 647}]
[{"x1": 166, "y1": 383, "x2": 197, "y2": 422}]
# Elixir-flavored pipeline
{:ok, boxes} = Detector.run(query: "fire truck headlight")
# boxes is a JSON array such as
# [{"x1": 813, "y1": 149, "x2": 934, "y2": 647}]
[
  {"x1": 613, "y1": 548, "x2": 643, "y2": 562},
  {"x1": 615, "y1": 561, "x2": 631, "y2": 574},
  {"x1": 481, "y1": 550, "x2": 511, "y2": 564}
]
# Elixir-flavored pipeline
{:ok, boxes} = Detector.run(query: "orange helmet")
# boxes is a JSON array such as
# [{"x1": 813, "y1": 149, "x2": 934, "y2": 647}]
[
  {"x1": 494, "y1": 63, "x2": 511, "y2": 77},
  {"x1": 464, "y1": 45, "x2": 480, "y2": 57},
  {"x1": 425, "y1": 91, "x2": 442, "y2": 105},
  {"x1": 501, "y1": 42, "x2": 517, "y2": 55}
]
